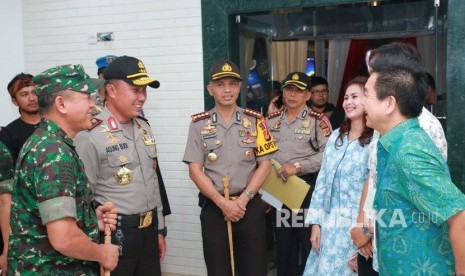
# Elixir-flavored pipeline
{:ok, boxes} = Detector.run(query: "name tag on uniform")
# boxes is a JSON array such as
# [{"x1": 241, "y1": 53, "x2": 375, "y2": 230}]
[{"x1": 294, "y1": 129, "x2": 311, "y2": 135}]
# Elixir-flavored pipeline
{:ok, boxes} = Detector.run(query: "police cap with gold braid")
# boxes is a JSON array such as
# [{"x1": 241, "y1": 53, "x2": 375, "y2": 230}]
[
  {"x1": 104, "y1": 55, "x2": 160, "y2": 89},
  {"x1": 209, "y1": 59, "x2": 242, "y2": 81}
]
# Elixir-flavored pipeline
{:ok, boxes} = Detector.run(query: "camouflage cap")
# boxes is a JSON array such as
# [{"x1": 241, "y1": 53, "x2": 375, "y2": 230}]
[{"x1": 33, "y1": 64, "x2": 105, "y2": 97}]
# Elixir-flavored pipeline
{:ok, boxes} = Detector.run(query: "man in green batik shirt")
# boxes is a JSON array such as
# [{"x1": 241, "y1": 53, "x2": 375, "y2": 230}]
[
  {"x1": 363, "y1": 58, "x2": 465, "y2": 275},
  {"x1": 8, "y1": 64, "x2": 119, "y2": 275}
]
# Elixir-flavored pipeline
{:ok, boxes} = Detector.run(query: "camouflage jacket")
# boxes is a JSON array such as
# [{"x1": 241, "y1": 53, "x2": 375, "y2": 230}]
[
  {"x1": 8, "y1": 119, "x2": 99, "y2": 275},
  {"x1": 0, "y1": 139, "x2": 14, "y2": 194}
]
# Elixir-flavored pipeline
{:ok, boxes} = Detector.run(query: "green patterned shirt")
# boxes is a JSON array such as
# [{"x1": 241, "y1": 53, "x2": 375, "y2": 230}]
[
  {"x1": 0, "y1": 140, "x2": 14, "y2": 194},
  {"x1": 375, "y1": 118, "x2": 465, "y2": 275},
  {"x1": 8, "y1": 119, "x2": 99, "y2": 275}
]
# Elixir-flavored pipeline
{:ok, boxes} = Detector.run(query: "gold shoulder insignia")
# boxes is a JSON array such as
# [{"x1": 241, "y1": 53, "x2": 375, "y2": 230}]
[
  {"x1": 88, "y1": 118, "x2": 103, "y2": 131},
  {"x1": 267, "y1": 110, "x2": 283, "y2": 120},
  {"x1": 308, "y1": 110, "x2": 324, "y2": 120},
  {"x1": 244, "y1": 108, "x2": 262, "y2": 119},
  {"x1": 191, "y1": 111, "x2": 211, "y2": 122}
]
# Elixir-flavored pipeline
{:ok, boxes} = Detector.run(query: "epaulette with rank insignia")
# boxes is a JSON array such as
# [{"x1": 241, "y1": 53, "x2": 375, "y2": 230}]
[
  {"x1": 191, "y1": 111, "x2": 211, "y2": 122},
  {"x1": 267, "y1": 110, "x2": 283, "y2": 120},
  {"x1": 308, "y1": 111, "x2": 333, "y2": 137},
  {"x1": 244, "y1": 108, "x2": 262, "y2": 119},
  {"x1": 88, "y1": 118, "x2": 103, "y2": 131},
  {"x1": 308, "y1": 110, "x2": 324, "y2": 120}
]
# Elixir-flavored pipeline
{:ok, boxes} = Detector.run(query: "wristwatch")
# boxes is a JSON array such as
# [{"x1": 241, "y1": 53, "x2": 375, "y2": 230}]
[
  {"x1": 245, "y1": 189, "x2": 255, "y2": 199},
  {"x1": 158, "y1": 226, "x2": 168, "y2": 237},
  {"x1": 292, "y1": 162, "x2": 301, "y2": 173}
]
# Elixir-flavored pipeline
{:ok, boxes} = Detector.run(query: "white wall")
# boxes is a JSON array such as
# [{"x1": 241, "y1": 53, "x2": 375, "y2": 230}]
[
  {"x1": 0, "y1": 0, "x2": 25, "y2": 126},
  {"x1": 18, "y1": 0, "x2": 206, "y2": 275}
]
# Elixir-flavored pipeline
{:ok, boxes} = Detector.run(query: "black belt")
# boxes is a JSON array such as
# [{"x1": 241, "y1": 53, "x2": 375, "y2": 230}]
[{"x1": 117, "y1": 209, "x2": 156, "y2": 229}]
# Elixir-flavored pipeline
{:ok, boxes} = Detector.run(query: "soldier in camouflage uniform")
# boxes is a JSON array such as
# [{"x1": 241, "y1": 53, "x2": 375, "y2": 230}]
[
  {"x1": 8, "y1": 64, "x2": 119, "y2": 275},
  {"x1": 0, "y1": 138, "x2": 14, "y2": 273},
  {"x1": 0, "y1": 139, "x2": 14, "y2": 193}
]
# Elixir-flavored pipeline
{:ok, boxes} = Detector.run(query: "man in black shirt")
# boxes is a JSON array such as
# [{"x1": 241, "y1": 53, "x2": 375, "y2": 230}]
[
  {"x1": 307, "y1": 76, "x2": 345, "y2": 129},
  {"x1": 0, "y1": 73, "x2": 41, "y2": 161}
]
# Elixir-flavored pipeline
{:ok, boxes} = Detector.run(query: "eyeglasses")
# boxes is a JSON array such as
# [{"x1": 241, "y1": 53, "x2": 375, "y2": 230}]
[{"x1": 312, "y1": 89, "x2": 329, "y2": 96}]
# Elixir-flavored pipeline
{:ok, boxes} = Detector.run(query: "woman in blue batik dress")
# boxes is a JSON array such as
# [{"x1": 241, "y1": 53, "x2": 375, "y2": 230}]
[{"x1": 303, "y1": 77, "x2": 373, "y2": 276}]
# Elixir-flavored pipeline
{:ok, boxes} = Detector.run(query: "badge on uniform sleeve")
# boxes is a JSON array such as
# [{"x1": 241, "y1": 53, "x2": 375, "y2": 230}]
[
  {"x1": 114, "y1": 166, "x2": 133, "y2": 185},
  {"x1": 254, "y1": 118, "x2": 278, "y2": 156}
]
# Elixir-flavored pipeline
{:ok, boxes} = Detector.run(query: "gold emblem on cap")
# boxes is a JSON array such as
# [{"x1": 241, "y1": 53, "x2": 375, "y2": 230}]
[
  {"x1": 222, "y1": 63, "x2": 232, "y2": 72},
  {"x1": 138, "y1": 60, "x2": 145, "y2": 69},
  {"x1": 292, "y1": 73, "x2": 300, "y2": 80}
]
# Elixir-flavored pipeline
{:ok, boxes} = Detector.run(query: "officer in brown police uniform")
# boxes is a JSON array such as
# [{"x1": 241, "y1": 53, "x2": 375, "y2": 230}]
[
  {"x1": 183, "y1": 59, "x2": 277, "y2": 276},
  {"x1": 74, "y1": 56, "x2": 166, "y2": 276},
  {"x1": 267, "y1": 72, "x2": 331, "y2": 276}
]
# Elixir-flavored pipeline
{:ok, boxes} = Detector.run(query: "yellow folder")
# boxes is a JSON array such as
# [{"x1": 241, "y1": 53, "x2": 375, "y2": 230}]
[{"x1": 261, "y1": 159, "x2": 311, "y2": 213}]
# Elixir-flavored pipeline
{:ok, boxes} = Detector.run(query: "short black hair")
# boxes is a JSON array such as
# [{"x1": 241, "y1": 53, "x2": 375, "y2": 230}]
[
  {"x1": 309, "y1": 76, "x2": 328, "y2": 90},
  {"x1": 373, "y1": 65, "x2": 426, "y2": 118},
  {"x1": 369, "y1": 42, "x2": 422, "y2": 71}
]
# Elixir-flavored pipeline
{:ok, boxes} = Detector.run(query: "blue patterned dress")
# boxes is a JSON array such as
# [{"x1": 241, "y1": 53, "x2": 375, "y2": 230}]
[{"x1": 303, "y1": 128, "x2": 370, "y2": 276}]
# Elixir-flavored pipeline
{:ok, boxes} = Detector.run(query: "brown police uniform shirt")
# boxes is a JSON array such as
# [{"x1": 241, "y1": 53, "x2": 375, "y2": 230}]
[
  {"x1": 183, "y1": 107, "x2": 276, "y2": 194},
  {"x1": 267, "y1": 107, "x2": 331, "y2": 175},
  {"x1": 74, "y1": 107, "x2": 164, "y2": 229}
]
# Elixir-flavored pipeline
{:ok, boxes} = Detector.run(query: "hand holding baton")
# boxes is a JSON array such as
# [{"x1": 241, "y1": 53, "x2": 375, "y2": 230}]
[
  {"x1": 104, "y1": 202, "x2": 112, "y2": 276},
  {"x1": 222, "y1": 177, "x2": 236, "y2": 276}
]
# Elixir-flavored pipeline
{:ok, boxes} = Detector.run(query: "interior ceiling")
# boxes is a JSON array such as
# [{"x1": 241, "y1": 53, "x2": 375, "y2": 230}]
[{"x1": 238, "y1": 0, "x2": 447, "y2": 40}]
